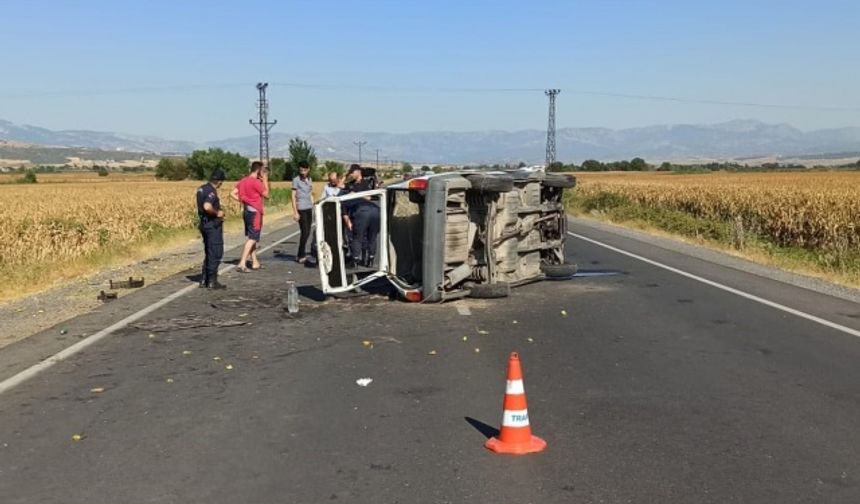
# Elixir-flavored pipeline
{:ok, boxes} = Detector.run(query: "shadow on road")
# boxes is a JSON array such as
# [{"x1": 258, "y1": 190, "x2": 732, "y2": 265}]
[{"x1": 465, "y1": 417, "x2": 499, "y2": 439}]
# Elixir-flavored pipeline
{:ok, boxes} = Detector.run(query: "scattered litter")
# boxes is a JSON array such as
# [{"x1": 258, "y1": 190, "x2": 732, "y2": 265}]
[
  {"x1": 238, "y1": 313, "x2": 248, "y2": 318},
  {"x1": 251, "y1": 355, "x2": 259, "y2": 360},
  {"x1": 131, "y1": 315, "x2": 249, "y2": 333},
  {"x1": 212, "y1": 356, "x2": 222, "y2": 361},
  {"x1": 182, "y1": 350, "x2": 192, "y2": 356},
  {"x1": 165, "y1": 378, "x2": 174, "y2": 384},
  {"x1": 109, "y1": 277, "x2": 145, "y2": 289},
  {"x1": 97, "y1": 291, "x2": 117, "y2": 302},
  {"x1": 37, "y1": 309, "x2": 44, "y2": 314},
  {"x1": 474, "y1": 348, "x2": 481, "y2": 353},
  {"x1": 147, "y1": 333, "x2": 156, "y2": 339},
  {"x1": 362, "y1": 340, "x2": 373, "y2": 349},
  {"x1": 512, "y1": 320, "x2": 518, "y2": 325},
  {"x1": 225, "y1": 364, "x2": 234, "y2": 371},
  {"x1": 14, "y1": 308, "x2": 23, "y2": 313},
  {"x1": 59, "y1": 329, "x2": 68, "y2": 335},
  {"x1": 89, "y1": 387, "x2": 105, "y2": 394},
  {"x1": 428, "y1": 350, "x2": 437, "y2": 355},
  {"x1": 71, "y1": 434, "x2": 83, "y2": 442},
  {"x1": 356, "y1": 378, "x2": 373, "y2": 387},
  {"x1": 561, "y1": 309, "x2": 568, "y2": 317},
  {"x1": 462, "y1": 336, "x2": 468, "y2": 342},
  {"x1": 476, "y1": 328, "x2": 489, "y2": 335},
  {"x1": 527, "y1": 337, "x2": 534, "y2": 343}
]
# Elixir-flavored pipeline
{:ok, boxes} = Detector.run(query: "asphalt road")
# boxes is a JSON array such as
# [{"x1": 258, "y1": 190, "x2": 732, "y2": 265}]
[{"x1": 1, "y1": 219, "x2": 859, "y2": 504}]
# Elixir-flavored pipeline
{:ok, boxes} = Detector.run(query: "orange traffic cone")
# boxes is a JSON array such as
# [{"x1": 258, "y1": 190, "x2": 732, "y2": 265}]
[{"x1": 485, "y1": 352, "x2": 546, "y2": 455}]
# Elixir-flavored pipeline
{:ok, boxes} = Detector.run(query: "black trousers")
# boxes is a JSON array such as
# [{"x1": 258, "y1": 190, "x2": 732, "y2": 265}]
[
  {"x1": 297, "y1": 208, "x2": 313, "y2": 258},
  {"x1": 350, "y1": 205, "x2": 380, "y2": 260},
  {"x1": 200, "y1": 222, "x2": 224, "y2": 279}
]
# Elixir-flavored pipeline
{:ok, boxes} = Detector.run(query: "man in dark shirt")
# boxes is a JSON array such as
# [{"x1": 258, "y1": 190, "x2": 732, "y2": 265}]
[
  {"x1": 196, "y1": 168, "x2": 227, "y2": 289},
  {"x1": 341, "y1": 165, "x2": 380, "y2": 267}
]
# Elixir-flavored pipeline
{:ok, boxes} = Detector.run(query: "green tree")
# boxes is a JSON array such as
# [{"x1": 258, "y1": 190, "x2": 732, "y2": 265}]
[
  {"x1": 658, "y1": 161, "x2": 673, "y2": 171},
  {"x1": 155, "y1": 158, "x2": 190, "y2": 180},
  {"x1": 323, "y1": 160, "x2": 345, "y2": 177},
  {"x1": 17, "y1": 169, "x2": 37, "y2": 184},
  {"x1": 630, "y1": 157, "x2": 648, "y2": 171},
  {"x1": 187, "y1": 148, "x2": 249, "y2": 181},
  {"x1": 287, "y1": 137, "x2": 319, "y2": 180},
  {"x1": 97, "y1": 166, "x2": 110, "y2": 177},
  {"x1": 269, "y1": 157, "x2": 289, "y2": 181},
  {"x1": 581, "y1": 159, "x2": 604, "y2": 171},
  {"x1": 548, "y1": 161, "x2": 565, "y2": 172},
  {"x1": 401, "y1": 162, "x2": 414, "y2": 174},
  {"x1": 517, "y1": 161, "x2": 527, "y2": 168}
]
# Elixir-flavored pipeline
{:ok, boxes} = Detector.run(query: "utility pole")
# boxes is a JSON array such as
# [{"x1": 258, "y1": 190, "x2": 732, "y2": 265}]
[
  {"x1": 353, "y1": 140, "x2": 367, "y2": 164},
  {"x1": 545, "y1": 89, "x2": 560, "y2": 168},
  {"x1": 375, "y1": 149, "x2": 380, "y2": 169},
  {"x1": 249, "y1": 83, "x2": 277, "y2": 166}
]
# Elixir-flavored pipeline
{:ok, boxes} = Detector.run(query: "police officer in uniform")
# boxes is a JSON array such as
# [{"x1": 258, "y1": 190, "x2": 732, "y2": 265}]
[
  {"x1": 341, "y1": 165, "x2": 380, "y2": 267},
  {"x1": 197, "y1": 168, "x2": 227, "y2": 289}
]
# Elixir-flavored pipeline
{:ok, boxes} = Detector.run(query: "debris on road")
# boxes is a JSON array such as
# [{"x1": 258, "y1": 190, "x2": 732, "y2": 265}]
[
  {"x1": 165, "y1": 378, "x2": 174, "y2": 384},
  {"x1": 147, "y1": 333, "x2": 156, "y2": 339},
  {"x1": 109, "y1": 277, "x2": 145, "y2": 289},
  {"x1": 561, "y1": 309, "x2": 568, "y2": 317},
  {"x1": 212, "y1": 356, "x2": 222, "y2": 361},
  {"x1": 71, "y1": 434, "x2": 84, "y2": 442},
  {"x1": 59, "y1": 329, "x2": 68, "y2": 335},
  {"x1": 130, "y1": 315, "x2": 248, "y2": 332},
  {"x1": 89, "y1": 387, "x2": 105, "y2": 394},
  {"x1": 97, "y1": 291, "x2": 117, "y2": 302},
  {"x1": 182, "y1": 350, "x2": 192, "y2": 356},
  {"x1": 527, "y1": 337, "x2": 534, "y2": 343},
  {"x1": 476, "y1": 328, "x2": 489, "y2": 335},
  {"x1": 362, "y1": 340, "x2": 373, "y2": 349},
  {"x1": 474, "y1": 348, "x2": 481, "y2": 353},
  {"x1": 225, "y1": 364, "x2": 234, "y2": 371},
  {"x1": 428, "y1": 350, "x2": 437, "y2": 355},
  {"x1": 356, "y1": 378, "x2": 373, "y2": 387},
  {"x1": 462, "y1": 336, "x2": 468, "y2": 342},
  {"x1": 512, "y1": 320, "x2": 518, "y2": 324}
]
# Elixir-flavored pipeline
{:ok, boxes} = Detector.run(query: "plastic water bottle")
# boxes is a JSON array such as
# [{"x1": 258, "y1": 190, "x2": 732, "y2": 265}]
[{"x1": 286, "y1": 281, "x2": 299, "y2": 313}]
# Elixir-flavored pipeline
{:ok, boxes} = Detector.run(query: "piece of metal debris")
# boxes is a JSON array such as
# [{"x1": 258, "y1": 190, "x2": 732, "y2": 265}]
[
  {"x1": 97, "y1": 291, "x2": 118, "y2": 302},
  {"x1": 130, "y1": 315, "x2": 249, "y2": 332},
  {"x1": 110, "y1": 277, "x2": 145, "y2": 289}
]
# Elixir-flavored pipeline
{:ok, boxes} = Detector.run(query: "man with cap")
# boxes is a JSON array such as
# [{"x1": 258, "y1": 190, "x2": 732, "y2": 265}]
[
  {"x1": 196, "y1": 168, "x2": 227, "y2": 289},
  {"x1": 341, "y1": 164, "x2": 380, "y2": 267}
]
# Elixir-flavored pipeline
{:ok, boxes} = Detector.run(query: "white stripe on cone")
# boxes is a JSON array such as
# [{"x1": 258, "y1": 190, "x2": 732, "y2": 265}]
[
  {"x1": 502, "y1": 409, "x2": 530, "y2": 428},
  {"x1": 506, "y1": 379, "x2": 525, "y2": 395}
]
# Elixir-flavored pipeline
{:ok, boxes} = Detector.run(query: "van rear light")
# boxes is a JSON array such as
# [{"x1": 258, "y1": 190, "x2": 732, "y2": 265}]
[
  {"x1": 404, "y1": 290, "x2": 422, "y2": 302},
  {"x1": 408, "y1": 179, "x2": 428, "y2": 190}
]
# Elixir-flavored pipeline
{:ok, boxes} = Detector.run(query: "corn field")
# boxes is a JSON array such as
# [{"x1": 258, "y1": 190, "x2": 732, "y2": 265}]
[
  {"x1": 0, "y1": 179, "x2": 293, "y2": 270},
  {"x1": 572, "y1": 172, "x2": 860, "y2": 259}
]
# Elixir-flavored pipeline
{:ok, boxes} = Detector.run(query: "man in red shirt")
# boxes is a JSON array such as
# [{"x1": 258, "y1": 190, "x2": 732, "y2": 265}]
[{"x1": 231, "y1": 161, "x2": 269, "y2": 272}]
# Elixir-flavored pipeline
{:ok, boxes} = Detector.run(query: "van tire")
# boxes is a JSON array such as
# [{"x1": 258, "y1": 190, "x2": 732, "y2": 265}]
[
  {"x1": 541, "y1": 262, "x2": 578, "y2": 279},
  {"x1": 468, "y1": 282, "x2": 511, "y2": 299},
  {"x1": 542, "y1": 174, "x2": 577, "y2": 188},
  {"x1": 465, "y1": 174, "x2": 514, "y2": 193}
]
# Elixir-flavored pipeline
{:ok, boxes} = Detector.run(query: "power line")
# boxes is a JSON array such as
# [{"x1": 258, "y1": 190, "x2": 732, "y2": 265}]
[{"x1": 249, "y1": 83, "x2": 277, "y2": 165}]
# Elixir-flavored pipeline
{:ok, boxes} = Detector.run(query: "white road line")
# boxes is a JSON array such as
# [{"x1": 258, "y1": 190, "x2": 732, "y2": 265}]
[
  {"x1": 0, "y1": 229, "x2": 300, "y2": 396},
  {"x1": 569, "y1": 232, "x2": 860, "y2": 340},
  {"x1": 457, "y1": 305, "x2": 472, "y2": 316}
]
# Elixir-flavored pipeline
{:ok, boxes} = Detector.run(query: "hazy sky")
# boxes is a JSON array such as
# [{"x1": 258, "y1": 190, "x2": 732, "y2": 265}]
[{"x1": 1, "y1": 0, "x2": 857, "y2": 141}]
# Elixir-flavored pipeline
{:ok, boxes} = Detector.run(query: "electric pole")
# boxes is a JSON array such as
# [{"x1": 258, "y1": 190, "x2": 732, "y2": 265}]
[
  {"x1": 353, "y1": 140, "x2": 367, "y2": 164},
  {"x1": 545, "y1": 89, "x2": 560, "y2": 168},
  {"x1": 249, "y1": 83, "x2": 277, "y2": 166},
  {"x1": 375, "y1": 149, "x2": 380, "y2": 169}
]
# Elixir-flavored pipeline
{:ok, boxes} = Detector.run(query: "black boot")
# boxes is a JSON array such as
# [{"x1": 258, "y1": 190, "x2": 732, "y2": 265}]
[
  {"x1": 199, "y1": 267, "x2": 209, "y2": 288},
  {"x1": 207, "y1": 271, "x2": 227, "y2": 290}
]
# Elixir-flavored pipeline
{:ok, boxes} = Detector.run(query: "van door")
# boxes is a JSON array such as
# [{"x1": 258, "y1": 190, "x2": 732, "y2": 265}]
[{"x1": 314, "y1": 189, "x2": 389, "y2": 295}]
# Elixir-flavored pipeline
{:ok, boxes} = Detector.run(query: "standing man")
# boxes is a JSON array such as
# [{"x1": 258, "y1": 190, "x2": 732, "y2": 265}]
[
  {"x1": 196, "y1": 168, "x2": 227, "y2": 289},
  {"x1": 341, "y1": 164, "x2": 380, "y2": 267},
  {"x1": 231, "y1": 161, "x2": 269, "y2": 272},
  {"x1": 291, "y1": 161, "x2": 315, "y2": 263}
]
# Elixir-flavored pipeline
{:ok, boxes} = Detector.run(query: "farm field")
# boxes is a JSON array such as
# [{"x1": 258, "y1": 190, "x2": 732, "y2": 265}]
[
  {"x1": 569, "y1": 171, "x2": 860, "y2": 286},
  {"x1": 0, "y1": 173, "x2": 308, "y2": 301}
]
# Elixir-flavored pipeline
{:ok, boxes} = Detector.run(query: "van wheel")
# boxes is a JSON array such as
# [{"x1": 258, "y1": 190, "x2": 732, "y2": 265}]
[
  {"x1": 468, "y1": 282, "x2": 511, "y2": 299},
  {"x1": 541, "y1": 263, "x2": 578, "y2": 279},
  {"x1": 542, "y1": 174, "x2": 577, "y2": 188},
  {"x1": 465, "y1": 174, "x2": 514, "y2": 193}
]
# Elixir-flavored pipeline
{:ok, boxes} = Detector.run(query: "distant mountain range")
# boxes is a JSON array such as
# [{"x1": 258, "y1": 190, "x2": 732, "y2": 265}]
[{"x1": 2, "y1": 118, "x2": 859, "y2": 164}]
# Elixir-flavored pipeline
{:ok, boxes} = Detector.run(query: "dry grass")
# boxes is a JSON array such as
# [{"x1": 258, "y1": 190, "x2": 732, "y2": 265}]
[
  {"x1": 0, "y1": 173, "x2": 321, "y2": 302},
  {"x1": 569, "y1": 171, "x2": 860, "y2": 286}
]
